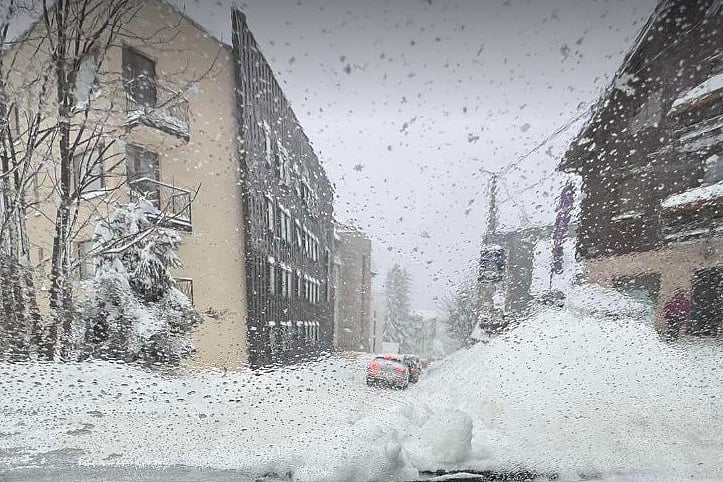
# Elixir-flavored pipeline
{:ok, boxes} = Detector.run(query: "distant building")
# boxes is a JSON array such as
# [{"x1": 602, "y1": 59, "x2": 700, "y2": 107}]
[
  {"x1": 559, "y1": 0, "x2": 723, "y2": 338},
  {"x1": 476, "y1": 219, "x2": 579, "y2": 334},
  {"x1": 333, "y1": 226, "x2": 373, "y2": 351},
  {"x1": 477, "y1": 226, "x2": 554, "y2": 333}
]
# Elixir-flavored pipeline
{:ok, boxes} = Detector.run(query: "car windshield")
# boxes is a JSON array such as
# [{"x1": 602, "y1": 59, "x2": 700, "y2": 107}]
[{"x1": 1, "y1": 1, "x2": 722, "y2": 481}]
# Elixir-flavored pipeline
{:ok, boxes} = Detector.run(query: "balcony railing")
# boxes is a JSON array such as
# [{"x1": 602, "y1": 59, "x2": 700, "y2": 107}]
[
  {"x1": 124, "y1": 76, "x2": 190, "y2": 140},
  {"x1": 129, "y1": 177, "x2": 192, "y2": 232},
  {"x1": 661, "y1": 185, "x2": 723, "y2": 243},
  {"x1": 174, "y1": 277, "x2": 194, "y2": 304}
]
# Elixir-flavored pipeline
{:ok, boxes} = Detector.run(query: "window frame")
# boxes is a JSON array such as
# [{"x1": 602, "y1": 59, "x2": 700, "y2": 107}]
[
  {"x1": 76, "y1": 239, "x2": 94, "y2": 280},
  {"x1": 122, "y1": 45, "x2": 157, "y2": 107}
]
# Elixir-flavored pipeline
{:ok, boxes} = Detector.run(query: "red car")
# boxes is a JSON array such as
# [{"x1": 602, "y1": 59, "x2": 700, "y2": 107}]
[{"x1": 366, "y1": 355, "x2": 410, "y2": 389}]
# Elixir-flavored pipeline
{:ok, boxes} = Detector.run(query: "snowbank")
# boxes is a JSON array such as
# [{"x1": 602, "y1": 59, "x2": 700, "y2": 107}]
[
  {"x1": 391, "y1": 294, "x2": 723, "y2": 479},
  {"x1": 1, "y1": 288, "x2": 722, "y2": 481}
]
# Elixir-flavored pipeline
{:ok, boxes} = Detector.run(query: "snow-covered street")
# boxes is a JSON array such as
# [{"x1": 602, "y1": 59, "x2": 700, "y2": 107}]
[
  {"x1": 0, "y1": 353, "x2": 406, "y2": 480},
  {"x1": 2, "y1": 288, "x2": 723, "y2": 481}
]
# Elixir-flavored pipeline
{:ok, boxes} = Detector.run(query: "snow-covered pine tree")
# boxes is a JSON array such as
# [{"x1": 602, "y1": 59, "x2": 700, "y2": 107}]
[
  {"x1": 440, "y1": 276, "x2": 479, "y2": 345},
  {"x1": 77, "y1": 200, "x2": 201, "y2": 365},
  {"x1": 383, "y1": 264, "x2": 413, "y2": 350}
]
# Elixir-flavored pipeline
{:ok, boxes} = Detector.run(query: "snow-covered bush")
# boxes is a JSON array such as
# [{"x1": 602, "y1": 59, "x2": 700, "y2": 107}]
[{"x1": 77, "y1": 200, "x2": 201, "y2": 365}]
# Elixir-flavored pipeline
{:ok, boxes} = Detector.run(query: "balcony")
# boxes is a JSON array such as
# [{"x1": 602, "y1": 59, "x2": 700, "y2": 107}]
[
  {"x1": 124, "y1": 76, "x2": 190, "y2": 142},
  {"x1": 661, "y1": 181, "x2": 723, "y2": 243},
  {"x1": 129, "y1": 177, "x2": 193, "y2": 232}
]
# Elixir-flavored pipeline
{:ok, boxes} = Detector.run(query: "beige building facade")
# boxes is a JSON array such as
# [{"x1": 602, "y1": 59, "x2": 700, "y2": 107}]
[
  {"x1": 333, "y1": 227, "x2": 373, "y2": 352},
  {"x1": 584, "y1": 239, "x2": 723, "y2": 335},
  {"x1": 6, "y1": 1, "x2": 249, "y2": 367}
]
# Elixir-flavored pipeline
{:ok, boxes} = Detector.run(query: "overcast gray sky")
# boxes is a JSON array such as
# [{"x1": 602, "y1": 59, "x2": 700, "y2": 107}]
[{"x1": 171, "y1": 0, "x2": 656, "y2": 313}]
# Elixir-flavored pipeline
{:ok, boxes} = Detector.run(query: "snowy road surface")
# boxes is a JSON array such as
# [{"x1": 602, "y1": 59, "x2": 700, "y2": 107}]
[
  {"x1": 2, "y1": 289, "x2": 723, "y2": 481},
  {"x1": 0, "y1": 353, "x2": 414, "y2": 481}
]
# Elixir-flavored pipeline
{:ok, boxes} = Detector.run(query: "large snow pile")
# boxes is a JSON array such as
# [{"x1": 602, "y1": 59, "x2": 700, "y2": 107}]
[{"x1": 391, "y1": 288, "x2": 722, "y2": 479}]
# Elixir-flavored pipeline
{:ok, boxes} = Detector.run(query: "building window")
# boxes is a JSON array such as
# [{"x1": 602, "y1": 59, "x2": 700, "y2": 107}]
[
  {"x1": 613, "y1": 174, "x2": 645, "y2": 221},
  {"x1": 628, "y1": 89, "x2": 662, "y2": 134},
  {"x1": 295, "y1": 270, "x2": 302, "y2": 298},
  {"x1": 265, "y1": 196, "x2": 275, "y2": 232},
  {"x1": 262, "y1": 121, "x2": 272, "y2": 166},
  {"x1": 278, "y1": 143, "x2": 290, "y2": 184},
  {"x1": 691, "y1": 267, "x2": 723, "y2": 337},
  {"x1": 704, "y1": 153, "x2": 723, "y2": 185},
  {"x1": 73, "y1": 148, "x2": 105, "y2": 196},
  {"x1": 126, "y1": 144, "x2": 160, "y2": 205},
  {"x1": 278, "y1": 207, "x2": 292, "y2": 243},
  {"x1": 279, "y1": 205, "x2": 287, "y2": 241},
  {"x1": 300, "y1": 179, "x2": 313, "y2": 207},
  {"x1": 304, "y1": 278, "x2": 319, "y2": 304},
  {"x1": 268, "y1": 257, "x2": 277, "y2": 295},
  {"x1": 122, "y1": 46, "x2": 157, "y2": 106},
  {"x1": 77, "y1": 239, "x2": 94, "y2": 280},
  {"x1": 295, "y1": 221, "x2": 303, "y2": 250},
  {"x1": 479, "y1": 246, "x2": 505, "y2": 282},
  {"x1": 174, "y1": 277, "x2": 194, "y2": 304},
  {"x1": 312, "y1": 236, "x2": 319, "y2": 262},
  {"x1": 310, "y1": 321, "x2": 318, "y2": 343},
  {"x1": 280, "y1": 265, "x2": 292, "y2": 298},
  {"x1": 74, "y1": 53, "x2": 99, "y2": 107},
  {"x1": 303, "y1": 229, "x2": 319, "y2": 259},
  {"x1": 303, "y1": 276, "x2": 310, "y2": 302}
]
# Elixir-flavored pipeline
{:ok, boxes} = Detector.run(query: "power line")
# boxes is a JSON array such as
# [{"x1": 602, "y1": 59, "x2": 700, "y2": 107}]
[
  {"x1": 495, "y1": 3, "x2": 707, "y2": 192},
  {"x1": 476, "y1": 3, "x2": 709, "y2": 238},
  {"x1": 499, "y1": 109, "x2": 590, "y2": 178},
  {"x1": 500, "y1": 177, "x2": 532, "y2": 226}
]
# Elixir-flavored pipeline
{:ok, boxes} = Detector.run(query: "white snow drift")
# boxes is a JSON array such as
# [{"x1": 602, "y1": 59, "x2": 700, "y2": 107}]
[{"x1": 1, "y1": 286, "x2": 722, "y2": 481}]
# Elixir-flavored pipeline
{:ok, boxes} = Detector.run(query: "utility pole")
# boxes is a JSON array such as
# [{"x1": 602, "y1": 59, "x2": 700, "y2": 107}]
[{"x1": 484, "y1": 174, "x2": 498, "y2": 245}]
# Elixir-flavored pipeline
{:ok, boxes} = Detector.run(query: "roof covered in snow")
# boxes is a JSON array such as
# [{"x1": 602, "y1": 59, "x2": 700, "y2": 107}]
[
  {"x1": 670, "y1": 72, "x2": 723, "y2": 114},
  {"x1": 661, "y1": 180, "x2": 723, "y2": 209}
]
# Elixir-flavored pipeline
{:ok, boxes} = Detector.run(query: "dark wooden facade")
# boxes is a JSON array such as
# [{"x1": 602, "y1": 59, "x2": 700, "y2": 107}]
[
  {"x1": 231, "y1": 11, "x2": 336, "y2": 367},
  {"x1": 561, "y1": 0, "x2": 723, "y2": 260}
]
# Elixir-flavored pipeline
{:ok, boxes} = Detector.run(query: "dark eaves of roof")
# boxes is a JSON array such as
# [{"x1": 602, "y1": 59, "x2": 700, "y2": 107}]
[{"x1": 558, "y1": 0, "x2": 671, "y2": 173}]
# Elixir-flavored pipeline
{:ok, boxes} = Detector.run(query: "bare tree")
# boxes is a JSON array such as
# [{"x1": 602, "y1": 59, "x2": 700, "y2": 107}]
[
  {"x1": 2, "y1": 0, "x2": 221, "y2": 360},
  {"x1": 31, "y1": 0, "x2": 142, "y2": 359},
  {"x1": 0, "y1": 0, "x2": 47, "y2": 360}
]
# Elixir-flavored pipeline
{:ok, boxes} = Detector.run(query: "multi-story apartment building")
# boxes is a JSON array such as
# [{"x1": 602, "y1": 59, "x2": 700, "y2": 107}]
[
  {"x1": 332, "y1": 225, "x2": 373, "y2": 352},
  {"x1": 231, "y1": 11, "x2": 336, "y2": 367},
  {"x1": 4, "y1": 1, "x2": 335, "y2": 367},
  {"x1": 560, "y1": 0, "x2": 723, "y2": 338}
]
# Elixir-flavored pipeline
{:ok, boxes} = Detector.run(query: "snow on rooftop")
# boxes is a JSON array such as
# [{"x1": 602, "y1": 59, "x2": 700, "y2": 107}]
[
  {"x1": 671, "y1": 72, "x2": 723, "y2": 113},
  {"x1": 662, "y1": 180, "x2": 723, "y2": 209}
]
